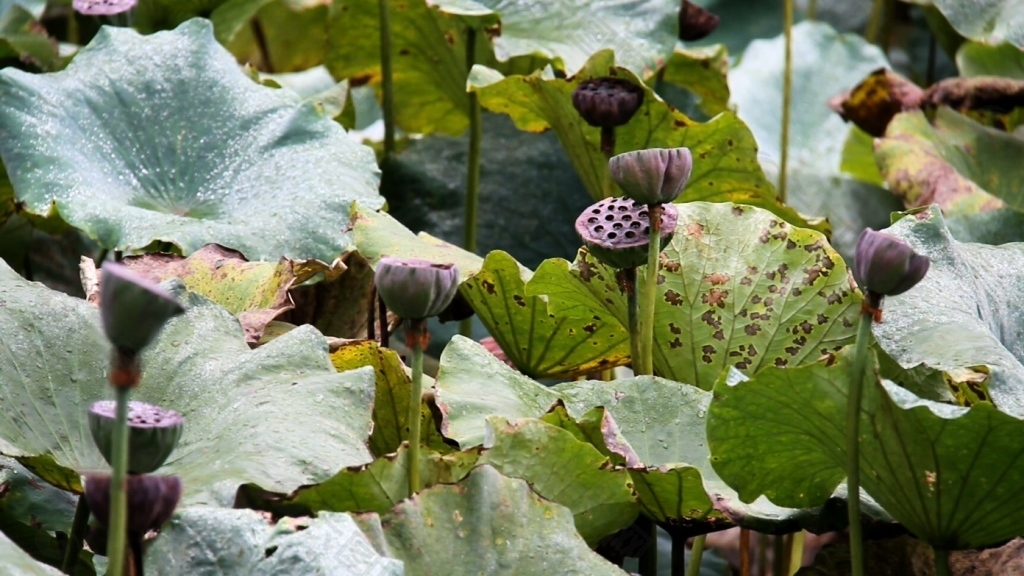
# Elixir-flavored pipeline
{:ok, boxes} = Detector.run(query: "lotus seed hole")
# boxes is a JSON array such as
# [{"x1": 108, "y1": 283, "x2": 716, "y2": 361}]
[
  {"x1": 591, "y1": 209, "x2": 601, "y2": 214},
  {"x1": 617, "y1": 205, "x2": 628, "y2": 212},
  {"x1": 613, "y1": 222, "x2": 623, "y2": 230},
  {"x1": 604, "y1": 214, "x2": 614, "y2": 221},
  {"x1": 644, "y1": 226, "x2": 650, "y2": 234},
  {"x1": 630, "y1": 221, "x2": 640, "y2": 229},
  {"x1": 625, "y1": 231, "x2": 636, "y2": 238},
  {"x1": 588, "y1": 217, "x2": 598, "y2": 224},
  {"x1": 608, "y1": 232, "x2": 618, "y2": 239},
  {"x1": 640, "y1": 211, "x2": 648, "y2": 218},
  {"x1": 622, "y1": 215, "x2": 632, "y2": 221},
  {"x1": 595, "y1": 225, "x2": 604, "y2": 232}
]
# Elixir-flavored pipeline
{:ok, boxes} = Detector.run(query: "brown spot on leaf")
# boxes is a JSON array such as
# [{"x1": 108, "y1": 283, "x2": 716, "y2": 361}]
[
  {"x1": 481, "y1": 280, "x2": 496, "y2": 295},
  {"x1": 744, "y1": 324, "x2": 762, "y2": 336},
  {"x1": 669, "y1": 323, "x2": 682, "y2": 335},
  {"x1": 775, "y1": 358, "x2": 788, "y2": 367},
  {"x1": 740, "y1": 277, "x2": 752, "y2": 286},
  {"x1": 578, "y1": 260, "x2": 597, "y2": 282},
  {"x1": 583, "y1": 324, "x2": 597, "y2": 334},
  {"x1": 706, "y1": 272, "x2": 729, "y2": 285},
  {"x1": 703, "y1": 288, "x2": 727, "y2": 308},
  {"x1": 785, "y1": 346, "x2": 800, "y2": 356},
  {"x1": 732, "y1": 206, "x2": 745, "y2": 216},
  {"x1": 817, "y1": 313, "x2": 829, "y2": 325},
  {"x1": 512, "y1": 294, "x2": 527, "y2": 307},
  {"x1": 799, "y1": 321, "x2": 813, "y2": 334},
  {"x1": 665, "y1": 290, "x2": 683, "y2": 306},
  {"x1": 670, "y1": 338, "x2": 683, "y2": 349}
]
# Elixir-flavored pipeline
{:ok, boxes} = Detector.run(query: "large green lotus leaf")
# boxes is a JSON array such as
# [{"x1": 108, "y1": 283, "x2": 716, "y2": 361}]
[
  {"x1": 0, "y1": 19, "x2": 383, "y2": 262},
  {"x1": 528, "y1": 202, "x2": 860, "y2": 389},
  {"x1": 876, "y1": 109, "x2": 1024, "y2": 215},
  {"x1": 0, "y1": 259, "x2": 375, "y2": 505},
  {"x1": 708, "y1": 347, "x2": 1024, "y2": 550},
  {"x1": 134, "y1": 0, "x2": 276, "y2": 44},
  {"x1": 284, "y1": 444, "x2": 479, "y2": 516},
  {"x1": 145, "y1": 507, "x2": 403, "y2": 575},
  {"x1": 469, "y1": 51, "x2": 824, "y2": 233},
  {"x1": 460, "y1": 250, "x2": 630, "y2": 379},
  {"x1": 479, "y1": 415, "x2": 638, "y2": 546},
  {"x1": 927, "y1": 0, "x2": 1024, "y2": 50},
  {"x1": 326, "y1": 0, "x2": 677, "y2": 136},
  {"x1": 660, "y1": 44, "x2": 731, "y2": 117},
  {"x1": 433, "y1": 337, "x2": 864, "y2": 533},
  {"x1": 728, "y1": 21, "x2": 897, "y2": 258},
  {"x1": 121, "y1": 244, "x2": 339, "y2": 344},
  {"x1": 0, "y1": 460, "x2": 94, "y2": 575},
  {"x1": 357, "y1": 465, "x2": 626, "y2": 575},
  {"x1": 0, "y1": 1, "x2": 44, "y2": 19},
  {"x1": 379, "y1": 112, "x2": 595, "y2": 270},
  {"x1": 352, "y1": 206, "x2": 484, "y2": 281},
  {"x1": 956, "y1": 41, "x2": 1024, "y2": 78},
  {"x1": 0, "y1": 530, "x2": 62, "y2": 576},
  {"x1": 872, "y1": 206, "x2": 1024, "y2": 415}
]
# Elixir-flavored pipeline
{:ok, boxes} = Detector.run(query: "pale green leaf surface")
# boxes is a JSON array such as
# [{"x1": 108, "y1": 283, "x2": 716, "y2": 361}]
[
  {"x1": 873, "y1": 206, "x2": 1024, "y2": 416},
  {"x1": 956, "y1": 41, "x2": 1024, "y2": 78},
  {"x1": 0, "y1": 530, "x2": 62, "y2": 576},
  {"x1": 930, "y1": 0, "x2": 1024, "y2": 49},
  {"x1": 358, "y1": 465, "x2": 626, "y2": 576},
  {"x1": 0, "y1": 260, "x2": 375, "y2": 505},
  {"x1": 0, "y1": 19, "x2": 382, "y2": 262},
  {"x1": 146, "y1": 508, "x2": 403, "y2": 575}
]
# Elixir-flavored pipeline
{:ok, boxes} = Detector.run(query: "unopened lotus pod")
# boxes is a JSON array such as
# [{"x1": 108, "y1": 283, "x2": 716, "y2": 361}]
[
  {"x1": 571, "y1": 78, "x2": 644, "y2": 128},
  {"x1": 575, "y1": 197, "x2": 679, "y2": 270},
  {"x1": 853, "y1": 228, "x2": 930, "y2": 298},
  {"x1": 85, "y1": 474, "x2": 182, "y2": 535},
  {"x1": 99, "y1": 263, "x2": 184, "y2": 355},
  {"x1": 89, "y1": 401, "x2": 184, "y2": 474},
  {"x1": 375, "y1": 257, "x2": 459, "y2": 320}
]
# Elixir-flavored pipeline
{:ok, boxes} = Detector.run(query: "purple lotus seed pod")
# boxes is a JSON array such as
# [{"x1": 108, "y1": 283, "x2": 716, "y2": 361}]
[
  {"x1": 375, "y1": 258, "x2": 459, "y2": 320},
  {"x1": 100, "y1": 263, "x2": 184, "y2": 355},
  {"x1": 575, "y1": 197, "x2": 679, "y2": 270},
  {"x1": 678, "y1": 1, "x2": 720, "y2": 42},
  {"x1": 571, "y1": 78, "x2": 644, "y2": 129},
  {"x1": 73, "y1": 0, "x2": 137, "y2": 16},
  {"x1": 853, "y1": 229, "x2": 930, "y2": 298},
  {"x1": 89, "y1": 401, "x2": 184, "y2": 474},
  {"x1": 609, "y1": 147, "x2": 693, "y2": 206},
  {"x1": 85, "y1": 474, "x2": 182, "y2": 536}
]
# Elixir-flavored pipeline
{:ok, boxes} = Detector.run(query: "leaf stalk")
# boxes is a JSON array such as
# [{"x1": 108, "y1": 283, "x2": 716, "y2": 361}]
[
  {"x1": 406, "y1": 319, "x2": 427, "y2": 496},
  {"x1": 846, "y1": 306, "x2": 874, "y2": 576},
  {"x1": 106, "y1": 384, "x2": 132, "y2": 576},
  {"x1": 379, "y1": 0, "x2": 396, "y2": 156}
]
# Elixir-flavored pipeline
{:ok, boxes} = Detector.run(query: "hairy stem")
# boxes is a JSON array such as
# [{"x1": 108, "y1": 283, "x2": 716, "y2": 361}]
[
  {"x1": 779, "y1": 0, "x2": 794, "y2": 203},
  {"x1": 61, "y1": 495, "x2": 90, "y2": 575},
  {"x1": 846, "y1": 308, "x2": 874, "y2": 576},
  {"x1": 406, "y1": 319, "x2": 427, "y2": 495},
  {"x1": 686, "y1": 534, "x2": 706, "y2": 576},
  {"x1": 378, "y1": 0, "x2": 395, "y2": 156},
  {"x1": 619, "y1": 268, "x2": 640, "y2": 371},
  {"x1": 106, "y1": 384, "x2": 132, "y2": 576},
  {"x1": 637, "y1": 204, "x2": 662, "y2": 377},
  {"x1": 934, "y1": 548, "x2": 951, "y2": 576}
]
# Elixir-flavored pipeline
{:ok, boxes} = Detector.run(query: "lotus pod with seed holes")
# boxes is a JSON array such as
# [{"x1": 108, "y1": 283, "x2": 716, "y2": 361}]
[
  {"x1": 609, "y1": 147, "x2": 693, "y2": 206},
  {"x1": 575, "y1": 197, "x2": 679, "y2": 270},
  {"x1": 85, "y1": 474, "x2": 182, "y2": 535},
  {"x1": 100, "y1": 262, "x2": 184, "y2": 355},
  {"x1": 89, "y1": 401, "x2": 183, "y2": 474},
  {"x1": 375, "y1": 258, "x2": 459, "y2": 320},
  {"x1": 678, "y1": 0, "x2": 720, "y2": 41},
  {"x1": 571, "y1": 78, "x2": 644, "y2": 128},
  {"x1": 853, "y1": 229, "x2": 930, "y2": 298}
]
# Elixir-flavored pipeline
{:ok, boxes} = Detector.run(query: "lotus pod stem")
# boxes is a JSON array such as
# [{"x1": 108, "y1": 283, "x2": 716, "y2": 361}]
[
  {"x1": 845, "y1": 308, "x2": 873, "y2": 576},
  {"x1": 106, "y1": 386, "x2": 131, "y2": 576},
  {"x1": 405, "y1": 319, "x2": 429, "y2": 496},
  {"x1": 378, "y1": 0, "x2": 395, "y2": 156},
  {"x1": 686, "y1": 534, "x2": 706, "y2": 576},
  {"x1": 636, "y1": 203, "x2": 663, "y2": 376}
]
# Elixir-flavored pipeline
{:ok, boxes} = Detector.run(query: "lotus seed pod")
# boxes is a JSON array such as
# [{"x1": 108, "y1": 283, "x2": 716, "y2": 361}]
[
  {"x1": 89, "y1": 401, "x2": 184, "y2": 474},
  {"x1": 575, "y1": 197, "x2": 679, "y2": 270},
  {"x1": 375, "y1": 258, "x2": 459, "y2": 320},
  {"x1": 85, "y1": 474, "x2": 182, "y2": 536},
  {"x1": 100, "y1": 263, "x2": 184, "y2": 355},
  {"x1": 571, "y1": 78, "x2": 644, "y2": 129},
  {"x1": 678, "y1": 0, "x2": 720, "y2": 41},
  {"x1": 609, "y1": 147, "x2": 693, "y2": 205},
  {"x1": 853, "y1": 229, "x2": 930, "y2": 298}
]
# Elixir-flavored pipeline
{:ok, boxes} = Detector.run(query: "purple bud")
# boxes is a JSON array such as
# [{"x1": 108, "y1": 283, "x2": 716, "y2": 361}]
[
  {"x1": 100, "y1": 263, "x2": 184, "y2": 355},
  {"x1": 609, "y1": 148, "x2": 693, "y2": 205},
  {"x1": 571, "y1": 78, "x2": 644, "y2": 129},
  {"x1": 853, "y1": 229, "x2": 930, "y2": 297},
  {"x1": 575, "y1": 197, "x2": 678, "y2": 270},
  {"x1": 375, "y1": 258, "x2": 459, "y2": 320},
  {"x1": 85, "y1": 474, "x2": 182, "y2": 535},
  {"x1": 73, "y1": 0, "x2": 137, "y2": 16}
]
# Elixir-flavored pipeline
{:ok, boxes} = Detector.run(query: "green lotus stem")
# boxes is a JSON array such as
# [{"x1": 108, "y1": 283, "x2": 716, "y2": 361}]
[
  {"x1": 637, "y1": 204, "x2": 662, "y2": 376},
  {"x1": 788, "y1": 530, "x2": 805, "y2": 575},
  {"x1": 686, "y1": 534, "x2": 706, "y2": 576},
  {"x1": 934, "y1": 548, "x2": 951, "y2": 576},
  {"x1": 807, "y1": 0, "x2": 818, "y2": 19},
  {"x1": 106, "y1": 385, "x2": 131, "y2": 576},
  {"x1": 619, "y1": 267, "x2": 641, "y2": 370},
  {"x1": 846, "y1": 309, "x2": 873, "y2": 576},
  {"x1": 407, "y1": 319, "x2": 426, "y2": 495},
  {"x1": 866, "y1": 0, "x2": 885, "y2": 44},
  {"x1": 779, "y1": 0, "x2": 793, "y2": 203},
  {"x1": 461, "y1": 27, "x2": 482, "y2": 339},
  {"x1": 378, "y1": 0, "x2": 396, "y2": 157},
  {"x1": 60, "y1": 495, "x2": 90, "y2": 575}
]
